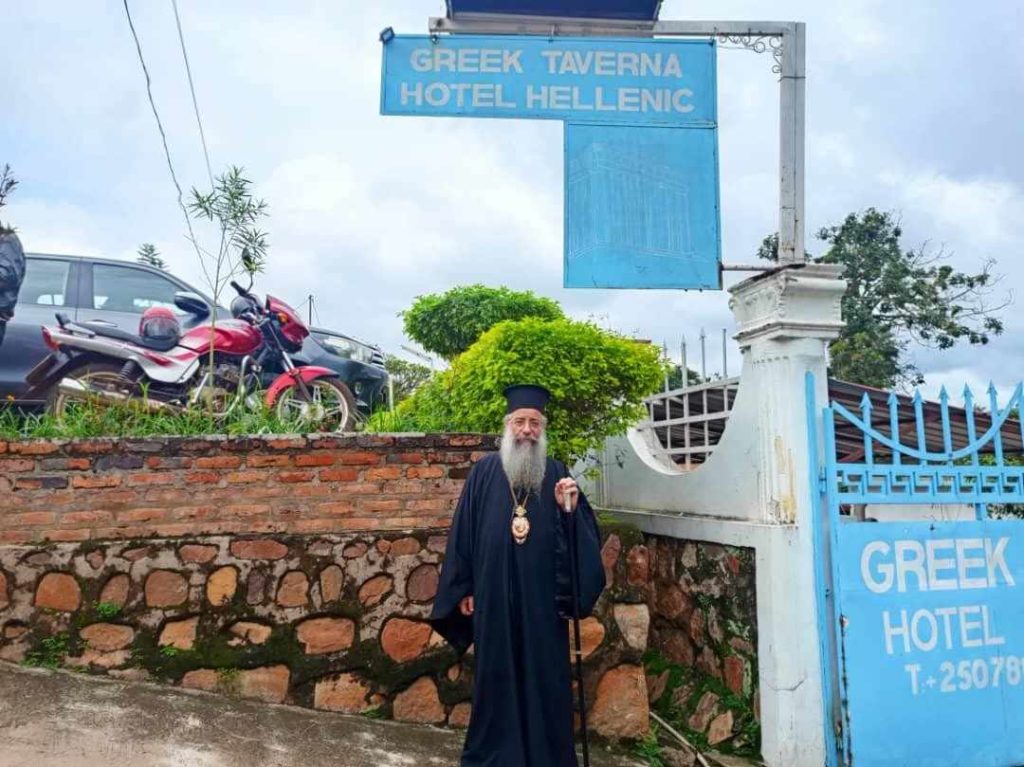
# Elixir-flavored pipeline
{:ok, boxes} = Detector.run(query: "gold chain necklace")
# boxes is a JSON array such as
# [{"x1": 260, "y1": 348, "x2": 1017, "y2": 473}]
[{"x1": 507, "y1": 480, "x2": 531, "y2": 545}]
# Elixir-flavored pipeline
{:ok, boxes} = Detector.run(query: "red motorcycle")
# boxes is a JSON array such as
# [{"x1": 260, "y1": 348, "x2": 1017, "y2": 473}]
[{"x1": 25, "y1": 281, "x2": 357, "y2": 431}]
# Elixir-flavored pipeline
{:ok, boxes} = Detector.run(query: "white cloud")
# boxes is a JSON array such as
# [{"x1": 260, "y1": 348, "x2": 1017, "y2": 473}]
[
  {"x1": 828, "y1": 3, "x2": 891, "y2": 62},
  {"x1": 3, "y1": 0, "x2": 1022, "y2": 384},
  {"x1": 810, "y1": 132, "x2": 858, "y2": 173},
  {"x1": 882, "y1": 171, "x2": 1024, "y2": 250},
  {"x1": 8, "y1": 199, "x2": 111, "y2": 258},
  {"x1": 917, "y1": 368, "x2": 1017, "y2": 405}
]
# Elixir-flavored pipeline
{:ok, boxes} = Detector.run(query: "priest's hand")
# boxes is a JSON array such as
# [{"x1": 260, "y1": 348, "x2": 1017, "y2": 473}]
[
  {"x1": 554, "y1": 478, "x2": 579, "y2": 513},
  {"x1": 459, "y1": 595, "x2": 474, "y2": 616}
]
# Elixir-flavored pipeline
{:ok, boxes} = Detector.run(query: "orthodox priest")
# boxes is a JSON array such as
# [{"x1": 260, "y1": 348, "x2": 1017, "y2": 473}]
[{"x1": 431, "y1": 384, "x2": 606, "y2": 767}]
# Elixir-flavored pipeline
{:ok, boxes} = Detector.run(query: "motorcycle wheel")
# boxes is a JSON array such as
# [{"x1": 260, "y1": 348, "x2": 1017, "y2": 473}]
[
  {"x1": 189, "y1": 361, "x2": 246, "y2": 419},
  {"x1": 274, "y1": 376, "x2": 357, "y2": 432},
  {"x1": 49, "y1": 362, "x2": 139, "y2": 419}
]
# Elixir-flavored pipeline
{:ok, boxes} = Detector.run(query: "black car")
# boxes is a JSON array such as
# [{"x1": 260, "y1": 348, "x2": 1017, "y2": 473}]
[{"x1": 0, "y1": 253, "x2": 388, "y2": 416}]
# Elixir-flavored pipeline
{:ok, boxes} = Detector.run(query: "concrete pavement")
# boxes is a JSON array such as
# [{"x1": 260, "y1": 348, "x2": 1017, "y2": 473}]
[{"x1": 0, "y1": 663, "x2": 643, "y2": 767}]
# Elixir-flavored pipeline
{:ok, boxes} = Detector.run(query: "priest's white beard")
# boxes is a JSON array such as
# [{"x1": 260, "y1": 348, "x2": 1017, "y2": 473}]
[{"x1": 500, "y1": 425, "x2": 548, "y2": 495}]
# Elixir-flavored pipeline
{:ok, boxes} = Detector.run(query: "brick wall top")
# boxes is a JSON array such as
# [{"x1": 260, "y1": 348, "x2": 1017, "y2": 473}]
[
  {"x1": 0, "y1": 433, "x2": 500, "y2": 545},
  {"x1": 0, "y1": 433, "x2": 497, "y2": 459}
]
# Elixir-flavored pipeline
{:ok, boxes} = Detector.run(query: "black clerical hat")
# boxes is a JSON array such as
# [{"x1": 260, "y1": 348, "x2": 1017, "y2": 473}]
[{"x1": 504, "y1": 384, "x2": 551, "y2": 414}]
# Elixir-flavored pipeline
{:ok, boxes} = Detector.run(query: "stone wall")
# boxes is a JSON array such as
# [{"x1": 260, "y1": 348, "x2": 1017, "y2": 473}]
[
  {"x1": 0, "y1": 532, "x2": 462, "y2": 721},
  {"x1": 0, "y1": 434, "x2": 495, "y2": 544},
  {"x1": 0, "y1": 433, "x2": 758, "y2": 750},
  {"x1": 0, "y1": 525, "x2": 655, "y2": 738},
  {"x1": 643, "y1": 536, "x2": 759, "y2": 755}
]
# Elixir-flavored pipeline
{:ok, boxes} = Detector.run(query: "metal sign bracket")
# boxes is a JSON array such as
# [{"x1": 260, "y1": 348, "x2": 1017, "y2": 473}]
[{"x1": 427, "y1": 16, "x2": 806, "y2": 268}]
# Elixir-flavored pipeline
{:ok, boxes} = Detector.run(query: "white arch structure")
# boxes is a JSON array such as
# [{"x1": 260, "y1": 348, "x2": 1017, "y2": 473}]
[{"x1": 597, "y1": 263, "x2": 846, "y2": 767}]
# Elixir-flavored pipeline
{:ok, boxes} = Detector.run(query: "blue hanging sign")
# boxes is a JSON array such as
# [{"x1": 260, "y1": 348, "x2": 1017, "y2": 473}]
[
  {"x1": 836, "y1": 519, "x2": 1024, "y2": 767},
  {"x1": 565, "y1": 123, "x2": 720, "y2": 289},
  {"x1": 381, "y1": 34, "x2": 716, "y2": 127}
]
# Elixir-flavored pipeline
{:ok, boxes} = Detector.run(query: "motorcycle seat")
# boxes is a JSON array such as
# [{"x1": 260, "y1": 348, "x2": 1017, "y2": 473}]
[{"x1": 78, "y1": 321, "x2": 179, "y2": 353}]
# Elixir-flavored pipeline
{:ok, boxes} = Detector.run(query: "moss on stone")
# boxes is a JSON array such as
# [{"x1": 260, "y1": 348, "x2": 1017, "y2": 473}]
[
  {"x1": 72, "y1": 596, "x2": 123, "y2": 629},
  {"x1": 341, "y1": 637, "x2": 451, "y2": 694},
  {"x1": 595, "y1": 512, "x2": 644, "y2": 550},
  {"x1": 126, "y1": 615, "x2": 321, "y2": 684},
  {"x1": 22, "y1": 631, "x2": 71, "y2": 669},
  {"x1": 321, "y1": 600, "x2": 363, "y2": 622},
  {"x1": 215, "y1": 667, "x2": 242, "y2": 697},
  {"x1": 642, "y1": 649, "x2": 761, "y2": 758},
  {"x1": 75, "y1": 540, "x2": 106, "y2": 556}
]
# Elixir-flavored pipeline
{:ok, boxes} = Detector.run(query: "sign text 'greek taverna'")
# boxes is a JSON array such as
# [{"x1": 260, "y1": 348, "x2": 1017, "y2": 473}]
[{"x1": 381, "y1": 35, "x2": 716, "y2": 126}]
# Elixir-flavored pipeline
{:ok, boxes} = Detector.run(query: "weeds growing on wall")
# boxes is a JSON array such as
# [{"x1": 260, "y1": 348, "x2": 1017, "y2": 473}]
[
  {"x1": 0, "y1": 400, "x2": 307, "y2": 440},
  {"x1": 633, "y1": 725, "x2": 667, "y2": 767},
  {"x1": 363, "y1": 407, "x2": 426, "y2": 434},
  {"x1": 94, "y1": 602, "x2": 122, "y2": 620},
  {"x1": 642, "y1": 649, "x2": 761, "y2": 760},
  {"x1": 23, "y1": 632, "x2": 70, "y2": 669}
]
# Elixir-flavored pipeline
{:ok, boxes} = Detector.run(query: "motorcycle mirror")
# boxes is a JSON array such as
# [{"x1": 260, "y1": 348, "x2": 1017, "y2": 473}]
[{"x1": 174, "y1": 291, "x2": 210, "y2": 317}]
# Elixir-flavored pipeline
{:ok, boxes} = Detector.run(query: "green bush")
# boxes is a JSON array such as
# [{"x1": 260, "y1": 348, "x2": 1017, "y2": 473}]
[
  {"x1": 387, "y1": 317, "x2": 664, "y2": 462},
  {"x1": 401, "y1": 284, "x2": 564, "y2": 361}
]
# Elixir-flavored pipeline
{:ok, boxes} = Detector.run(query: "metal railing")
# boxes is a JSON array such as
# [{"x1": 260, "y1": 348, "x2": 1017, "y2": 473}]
[{"x1": 640, "y1": 377, "x2": 740, "y2": 469}]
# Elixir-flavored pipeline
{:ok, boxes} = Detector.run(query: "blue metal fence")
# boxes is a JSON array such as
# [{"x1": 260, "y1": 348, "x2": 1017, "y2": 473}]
[
  {"x1": 828, "y1": 383, "x2": 1024, "y2": 515},
  {"x1": 810, "y1": 373, "x2": 1024, "y2": 767}
]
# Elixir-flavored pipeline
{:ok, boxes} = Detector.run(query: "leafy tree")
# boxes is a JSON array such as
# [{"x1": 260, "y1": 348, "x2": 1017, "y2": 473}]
[
  {"x1": 188, "y1": 165, "x2": 268, "y2": 307},
  {"x1": 402, "y1": 284, "x2": 564, "y2": 361},
  {"x1": 384, "y1": 354, "x2": 432, "y2": 404},
  {"x1": 186, "y1": 166, "x2": 269, "y2": 383},
  {"x1": 136, "y1": 243, "x2": 167, "y2": 271},
  {"x1": 666, "y1": 364, "x2": 705, "y2": 390},
  {"x1": 391, "y1": 317, "x2": 665, "y2": 462},
  {"x1": 759, "y1": 209, "x2": 1006, "y2": 388}
]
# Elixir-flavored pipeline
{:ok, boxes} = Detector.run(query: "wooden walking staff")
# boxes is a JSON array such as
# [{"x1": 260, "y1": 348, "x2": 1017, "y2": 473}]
[{"x1": 563, "y1": 482, "x2": 591, "y2": 767}]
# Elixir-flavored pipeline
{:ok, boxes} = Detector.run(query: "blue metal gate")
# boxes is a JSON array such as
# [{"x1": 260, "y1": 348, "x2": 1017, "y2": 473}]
[{"x1": 809, "y1": 373, "x2": 1024, "y2": 767}]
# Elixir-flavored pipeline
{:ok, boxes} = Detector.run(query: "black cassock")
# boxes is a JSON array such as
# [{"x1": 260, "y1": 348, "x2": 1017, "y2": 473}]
[{"x1": 431, "y1": 453, "x2": 605, "y2": 767}]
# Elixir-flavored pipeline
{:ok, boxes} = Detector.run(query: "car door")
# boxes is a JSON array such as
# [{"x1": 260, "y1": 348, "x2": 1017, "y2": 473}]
[
  {"x1": 0, "y1": 256, "x2": 78, "y2": 402},
  {"x1": 81, "y1": 261, "x2": 194, "y2": 333}
]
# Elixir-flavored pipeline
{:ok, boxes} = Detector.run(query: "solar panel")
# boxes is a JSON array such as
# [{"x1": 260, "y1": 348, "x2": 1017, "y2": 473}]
[{"x1": 446, "y1": 0, "x2": 662, "y2": 21}]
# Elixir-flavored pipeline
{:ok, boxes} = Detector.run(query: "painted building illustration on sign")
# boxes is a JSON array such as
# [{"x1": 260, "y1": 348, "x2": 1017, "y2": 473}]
[{"x1": 565, "y1": 123, "x2": 720, "y2": 289}]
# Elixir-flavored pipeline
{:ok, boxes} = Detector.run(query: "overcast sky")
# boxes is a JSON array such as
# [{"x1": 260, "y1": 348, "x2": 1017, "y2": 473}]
[{"x1": 3, "y1": 1, "x2": 1022, "y2": 397}]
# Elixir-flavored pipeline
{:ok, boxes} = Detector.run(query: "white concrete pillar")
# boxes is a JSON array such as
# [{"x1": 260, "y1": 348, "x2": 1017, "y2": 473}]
[{"x1": 728, "y1": 263, "x2": 845, "y2": 767}]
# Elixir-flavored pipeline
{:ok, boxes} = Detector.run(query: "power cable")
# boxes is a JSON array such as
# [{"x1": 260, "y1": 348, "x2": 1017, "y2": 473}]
[
  {"x1": 122, "y1": 0, "x2": 206, "y2": 272},
  {"x1": 170, "y1": 0, "x2": 215, "y2": 188}
]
